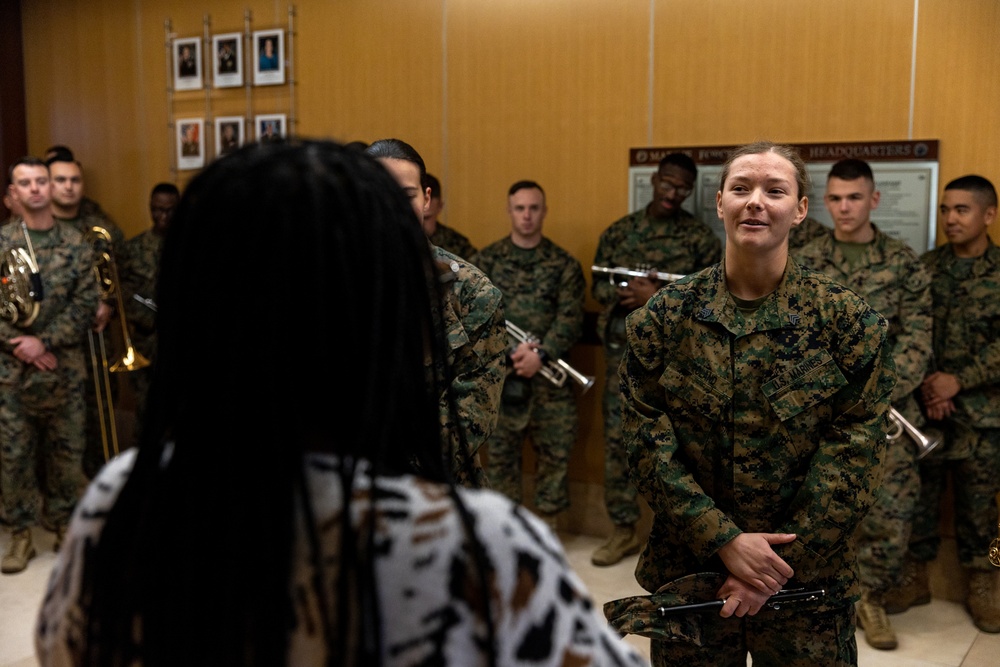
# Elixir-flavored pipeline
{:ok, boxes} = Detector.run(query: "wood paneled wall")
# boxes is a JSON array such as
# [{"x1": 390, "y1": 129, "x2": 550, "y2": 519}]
[{"x1": 17, "y1": 0, "x2": 1000, "y2": 495}]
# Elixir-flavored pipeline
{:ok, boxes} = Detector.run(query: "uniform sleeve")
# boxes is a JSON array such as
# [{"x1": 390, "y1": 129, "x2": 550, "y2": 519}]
[
  {"x1": 447, "y1": 271, "x2": 507, "y2": 462},
  {"x1": 540, "y1": 258, "x2": 585, "y2": 360},
  {"x1": 889, "y1": 257, "x2": 933, "y2": 400},
  {"x1": 38, "y1": 242, "x2": 99, "y2": 351},
  {"x1": 620, "y1": 301, "x2": 741, "y2": 557}
]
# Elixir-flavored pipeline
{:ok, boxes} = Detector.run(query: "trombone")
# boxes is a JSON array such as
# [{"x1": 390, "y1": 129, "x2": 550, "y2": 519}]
[
  {"x1": 886, "y1": 407, "x2": 942, "y2": 460},
  {"x1": 505, "y1": 320, "x2": 595, "y2": 393},
  {"x1": 84, "y1": 226, "x2": 151, "y2": 462}
]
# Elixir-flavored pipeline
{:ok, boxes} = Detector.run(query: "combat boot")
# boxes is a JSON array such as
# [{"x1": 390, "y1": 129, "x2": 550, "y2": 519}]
[
  {"x1": 966, "y1": 569, "x2": 1000, "y2": 633},
  {"x1": 591, "y1": 524, "x2": 641, "y2": 567},
  {"x1": 856, "y1": 592, "x2": 898, "y2": 650},
  {"x1": 883, "y1": 557, "x2": 930, "y2": 614},
  {"x1": 1, "y1": 529, "x2": 36, "y2": 574}
]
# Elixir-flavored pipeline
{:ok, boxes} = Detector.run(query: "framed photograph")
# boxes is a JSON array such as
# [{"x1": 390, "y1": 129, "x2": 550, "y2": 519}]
[
  {"x1": 254, "y1": 114, "x2": 287, "y2": 143},
  {"x1": 176, "y1": 118, "x2": 205, "y2": 170},
  {"x1": 173, "y1": 37, "x2": 202, "y2": 91},
  {"x1": 252, "y1": 29, "x2": 284, "y2": 86},
  {"x1": 215, "y1": 116, "x2": 245, "y2": 157},
  {"x1": 211, "y1": 32, "x2": 243, "y2": 88}
]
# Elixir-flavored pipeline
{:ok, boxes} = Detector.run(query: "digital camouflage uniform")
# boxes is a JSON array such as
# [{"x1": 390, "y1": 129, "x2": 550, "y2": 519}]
[
  {"x1": 472, "y1": 237, "x2": 584, "y2": 513},
  {"x1": 787, "y1": 216, "x2": 831, "y2": 252},
  {"x1": 433, "y1": 245, "x2": 506, "y2": 488},
  {"x1": 429, "y1": 223, "x2": 477, "y2": 261},
  {"x1": 794, "y1": 224, "x2": 933, "y2": 596},
  {"x1": 0, "y1": 221, "x2": 97, "y2": 533},
  {"x1": 592, "y1": 207, "x2": 721, "y2": 527},
  {"x1": 56, "y1": 212, "x2": 128, "y2": 478},
  {"x1": 117, "y1": 228, "x2": 163, "y2": 440},
  {"x1": 620, "y1": 259, "x2": 895, "y2": 666},
  {"x1": 912, "y1": 240, "x2": 1000, "y2": 570}
]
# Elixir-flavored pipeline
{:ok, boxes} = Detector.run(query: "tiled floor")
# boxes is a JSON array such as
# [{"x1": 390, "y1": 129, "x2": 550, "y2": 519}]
[{"x1": 2, "y1": 526, "x2": 999, "y2": 666}]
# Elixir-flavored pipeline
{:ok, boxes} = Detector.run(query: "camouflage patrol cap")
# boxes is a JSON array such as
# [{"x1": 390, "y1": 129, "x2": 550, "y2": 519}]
[{"x1": 603, "y1": 571, "x2": 728, "y2": 645}]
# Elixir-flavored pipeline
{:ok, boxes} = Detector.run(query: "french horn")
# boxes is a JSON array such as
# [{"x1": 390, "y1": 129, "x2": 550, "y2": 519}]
[{"x1": 0, "y1": 246, "x2": 42, "y2": 327}]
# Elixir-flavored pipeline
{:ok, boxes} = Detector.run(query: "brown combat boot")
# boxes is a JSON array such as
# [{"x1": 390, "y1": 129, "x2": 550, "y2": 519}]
[
  {"x1": 591, "y1": 524, "x2": 641, "y2": 567},
  {"x1": 966, "y1": 569, "x2": 1000, "y2": 633},
  {"x1": 883, "y1": 557, "x2": 930, "y2": 614},
  {"x1": 856, "y1": 592, "x2": 898, "y2": 650},
  {"x1": 1, "y1": 529, "x2": 36, "y2": 574}
]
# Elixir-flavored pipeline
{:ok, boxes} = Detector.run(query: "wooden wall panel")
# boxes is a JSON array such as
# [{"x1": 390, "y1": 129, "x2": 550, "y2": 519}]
[
  {"x1": 295, "y1": 1, "x2": 445, "y2": 171},
  {"x1": 913, "y1": 0, "x2": 1000, "y2": 245},
  {"x1": 15, "y1": 0, "x2": 1000, "y2": 499},
  {"x1": 654, "y1": 0, "x2": 915, "y2": 145}
]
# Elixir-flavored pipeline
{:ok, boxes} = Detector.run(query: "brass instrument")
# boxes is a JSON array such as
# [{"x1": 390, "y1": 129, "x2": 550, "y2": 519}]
[
  {"x1": 83, "y1": 226, "x2": 151, "y2": 461},
  {"x1": 0, "y1": 247, "x2": 41, "y2": 326},
  {"x1": 505, "y1": 320, "x2": 595, "y2": 393},
  {"x1": 592, "y1": 264, "x2": 685, "y2": 288},
  {"x1": 886, "y1": 407, "x2": 941, "y2": 460},
  {"x1": 990, "y1": 491, "x2": 1000, "y2": 568}
]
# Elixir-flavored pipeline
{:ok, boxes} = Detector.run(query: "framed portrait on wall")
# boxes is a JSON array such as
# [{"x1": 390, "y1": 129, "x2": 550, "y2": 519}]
[
  {"x1": 176, "y1": 118, "x2": 204, "y2": 170},
  {"x1": 252, "y1": 29, "x2": 284, "y2": 86},
  {"x1": 215, "y1": 116, "x2": 244, "y2": 157},
  {"x1": 254, "y1": 113, "x2": 286, "y2": 143},
  {"x1": 212, "y1": 32, "x2": 243, "y2": 88},
  {"x1": 173, "y1": 37, "x2": 202, "y2": 91}
]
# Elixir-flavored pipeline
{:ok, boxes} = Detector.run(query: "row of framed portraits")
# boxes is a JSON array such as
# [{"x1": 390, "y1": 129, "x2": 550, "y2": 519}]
[
  {"x1": 173, "y1": 29, "x2": 285, "y2": 91},
  {"x1": 176, "y1": 114, "x2": 287, "y2": 170}
]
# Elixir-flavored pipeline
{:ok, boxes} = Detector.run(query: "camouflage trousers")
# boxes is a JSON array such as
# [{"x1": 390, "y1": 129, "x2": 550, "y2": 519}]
[
  {"x1": 650, "y1": 604, "x2": 858, "y2": 667},
  {"x1": 856, "y1": 433, "x2": 920, "y2": 593},
  {"x1": 0, "y1": 358, "x2": 88, "y2": 532},
  {"x1": 910, "y1": 423, "x2": 1000, "y2": 569},
  {"x1": 602, "y1": 339, "x2": 640, "y2": 526},
  {"x1": 487, "y1": 377, "x2": 577, "y2": 514}
]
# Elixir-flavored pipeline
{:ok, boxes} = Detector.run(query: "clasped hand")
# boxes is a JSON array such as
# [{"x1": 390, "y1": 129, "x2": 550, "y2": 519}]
[{"x1": 715, "y1": 532, "x2": 796, "y2": 618}]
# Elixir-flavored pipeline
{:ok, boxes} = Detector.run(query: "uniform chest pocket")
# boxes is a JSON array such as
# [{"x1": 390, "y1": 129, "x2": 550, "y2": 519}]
[
  {"x1": 762, "y1": 349, "x2": 847, "y2": 432},
  {"x1": 660, "y1": 361, "x2": 731, "y2": 423}
]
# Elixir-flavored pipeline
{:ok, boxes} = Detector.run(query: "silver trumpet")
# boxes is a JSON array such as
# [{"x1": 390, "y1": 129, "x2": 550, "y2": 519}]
[
  {"x1": 887, "y1": 407, "x2": 942, "y2": 459},
  {"x1": 592, "y1": 264, "x2": 685, "y2": 288},
  {"x1": 505, "y1": 320, "x2": 595, "y2": 393}
]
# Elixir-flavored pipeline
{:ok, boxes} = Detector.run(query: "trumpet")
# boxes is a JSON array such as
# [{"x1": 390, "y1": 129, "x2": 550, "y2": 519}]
[
  {"x1": 505, "y1": 320, "x2": 595, "y2": 393},
  {"x1": 886, "y1": 407, "x2": 942, "y2": 460},
  {"x1": 592, "y1": 264, "x2": 685, "y2": 288}
]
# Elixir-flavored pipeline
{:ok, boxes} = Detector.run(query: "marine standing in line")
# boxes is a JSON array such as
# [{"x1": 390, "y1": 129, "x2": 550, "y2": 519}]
[
  {"x1": 889, "y1": 174, "x2": 1000, "y2": 633},
  {"x1": 1, "y1": 157, "x2": 97, "y2": 575},
  {"x1": 473, "y1": 180, "x2": 585, "y2": 530},
  {"x1": 794, "y1": 158, "x2": 933, "y2": 650},
  {"x1": 590, "y1": 152, "x2": 722, "y2": 566},
  {"x1": 366, "y1": 139, "x2": 507, "y2": 488}
]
